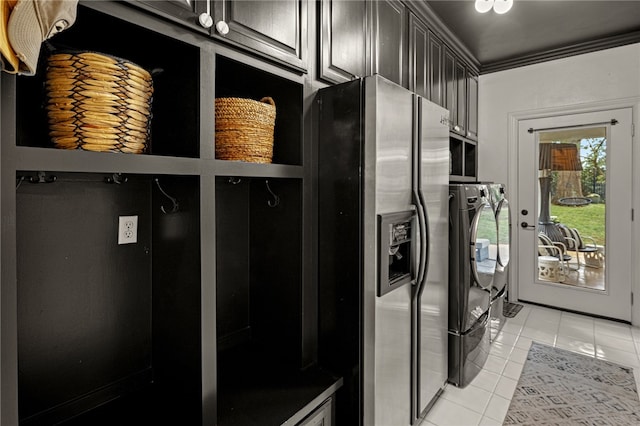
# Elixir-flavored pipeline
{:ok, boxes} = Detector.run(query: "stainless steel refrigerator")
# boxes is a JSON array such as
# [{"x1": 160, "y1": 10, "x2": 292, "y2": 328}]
[{"x1": 317, "y1": 75, "x2": 450, "y2": 425}]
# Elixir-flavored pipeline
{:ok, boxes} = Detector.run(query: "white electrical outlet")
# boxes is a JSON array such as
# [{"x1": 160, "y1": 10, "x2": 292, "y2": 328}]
[{"x1": 118, "y1": 215, "x2": 138, "y2": 244}]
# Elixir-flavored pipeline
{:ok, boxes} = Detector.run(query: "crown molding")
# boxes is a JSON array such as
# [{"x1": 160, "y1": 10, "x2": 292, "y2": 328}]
[{"x1": 481, "y1": 30, "x2": 640, "y2": 74}]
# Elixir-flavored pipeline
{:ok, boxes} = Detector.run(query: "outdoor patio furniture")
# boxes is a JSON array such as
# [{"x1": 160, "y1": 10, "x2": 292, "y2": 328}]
[
  {"x1": 538, "y1": 256, "x2": 563, "y2": 282},
  {"x1": 557, "y1": 224, "x2": 601, "y2": 268},
  {"x1": 557, "y1": 197, "x2": 592, "y2": 206},
  {"x1": 538, "y1": 233, "x2": 573, "y2": 280}
]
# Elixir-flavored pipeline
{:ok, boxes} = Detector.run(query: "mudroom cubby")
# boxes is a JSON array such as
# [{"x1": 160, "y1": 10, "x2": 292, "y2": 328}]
[
  {"x1": 2, "y1": 1, "x2": 342, "y2": 425},
  {"x1": 15, "y1": 4, "x2": 201, "y2": 158},
  {"x1": 15, "y1": 172, "x2": 201, "y2": 425},
  {"x1": 449, "y1": 134, "x2": 477, "y2": 181},
  {"x1": 214, "y1": 54, "x2": 303, "y2": 166},
  {"x1": 215, "y1": 176, "x2": 339, "y2": 425}
]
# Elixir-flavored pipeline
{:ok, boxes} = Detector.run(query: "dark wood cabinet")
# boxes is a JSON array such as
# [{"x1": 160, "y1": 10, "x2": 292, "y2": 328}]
[
  {"x1": 212, "y1": 0, "x2": 308, "y2": 71},
  {"x1": 319, "y1": 0, "x2": 366, "y2": 84},
  {"x1": 370, "y1": 0, "x2": 407, "y2": 87},
  {"x1": 455, "y1": 60, "x2": 467, "y2": 136},
  {"x1": 2, "y1": 0, "x2": 486, "y2": 423},
  {"x1": 449, "y1": 135, "x2": 477, "y2": 182},
  {"x1": 129, "y1": 0, "x2": 213, "y2": 34},
  {"x1": 1, "y1": 2, "x2": 340, "y2": 425},
  {"x1": 448, "y1": 60, "x2": 478, "y2": 180},
  {"x1": 408, "y1": 11, "x2": 428, "y2": 98},
  {"x1": 428, "y1": 30, "x2": 443, "y2": 107},
  {"x1": 467, "y1": 72, "x2": 479, "y2": 141},
  {"x1": 443, "y1": 46, "x2": 477, "y2": 141},
  {"x1": 298, "y1": 397, "x2": 334, "y2": 426},
  {"x1": 443, "y1": 47, "x2": 456, "y2": 129},
  {"x1": 130, "y1": 0, "x2": 308, "y2": 71}
]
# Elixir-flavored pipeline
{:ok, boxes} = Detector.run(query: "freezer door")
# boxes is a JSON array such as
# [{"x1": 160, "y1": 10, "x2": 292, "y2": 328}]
[
  {"x1": 362, "y1": 75, "x2": 414, "y2": 426},
  {"x1": 414, "y1": 98, "x2": 450, "y2": 419}
]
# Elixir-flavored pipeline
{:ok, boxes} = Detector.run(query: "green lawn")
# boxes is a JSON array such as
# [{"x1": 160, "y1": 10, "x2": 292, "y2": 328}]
[{"x1": 550, "y1": 203, "x2": 605, "y2": 245}]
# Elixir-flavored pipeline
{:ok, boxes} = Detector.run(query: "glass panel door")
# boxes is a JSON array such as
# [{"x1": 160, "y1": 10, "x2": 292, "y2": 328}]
[
  {"x1": 536, "y1": 128, "x2": 605, "y2": 290},
  {"x1": 516, "y1": 108, "x2": 632, "y2": 322}
]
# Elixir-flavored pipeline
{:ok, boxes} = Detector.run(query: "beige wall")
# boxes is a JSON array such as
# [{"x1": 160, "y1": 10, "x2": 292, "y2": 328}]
[
  {"x1": 477, "y1": 43, "x2": 640, "y2": 323},
  {"x1": 478, "y1": 43, "x2": 640, "y2": 185}
]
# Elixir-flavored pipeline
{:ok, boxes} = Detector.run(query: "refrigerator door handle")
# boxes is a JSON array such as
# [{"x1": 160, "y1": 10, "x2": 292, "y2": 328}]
[
  {"x1": 413, "y1": 190, "x2": 428, "y2": 288},
  {"x1": 418, "y1": 190, "x2": 430, "y2": 290}
]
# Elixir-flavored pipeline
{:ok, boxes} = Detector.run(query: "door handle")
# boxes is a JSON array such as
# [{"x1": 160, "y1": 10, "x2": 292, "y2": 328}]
[{"x1": 521, "y1": 221, "x2": 535, "y2": 230}]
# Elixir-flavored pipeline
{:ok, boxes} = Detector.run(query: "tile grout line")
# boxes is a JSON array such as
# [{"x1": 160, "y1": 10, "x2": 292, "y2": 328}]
[{"x1": 424, "y1": 304, "x2": 640, "y2": 426}]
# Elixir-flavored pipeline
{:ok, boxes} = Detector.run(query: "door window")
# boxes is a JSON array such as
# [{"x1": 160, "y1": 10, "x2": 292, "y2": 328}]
[
  {"x1": 497, "y1": 199, "x2": 510, "y2": 268},
  {"x1": 472, "y1": 201, "x2": 497, "y2": 289},
  {"x1": 537, "y1": 129, "x2": 605, "y2": 290}
]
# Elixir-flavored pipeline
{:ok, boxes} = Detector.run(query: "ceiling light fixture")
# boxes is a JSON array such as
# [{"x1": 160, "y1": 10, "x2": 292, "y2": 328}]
[{"x1": 475, "y1": 0, "x2": 513, "y2": 14}]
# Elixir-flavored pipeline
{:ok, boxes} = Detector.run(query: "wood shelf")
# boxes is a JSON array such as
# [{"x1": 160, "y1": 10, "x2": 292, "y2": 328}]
[{"x1": 13, "y1": 147, "x2": 202, "y2": 176}]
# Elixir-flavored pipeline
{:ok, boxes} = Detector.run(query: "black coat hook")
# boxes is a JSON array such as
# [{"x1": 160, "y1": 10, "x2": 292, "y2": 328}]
[
  {"x1": 154, "y1": 178, "x2": 179, "y2": 214},
  {"x1": 29, "y1": 171, "x2": 56, "y2": 184},
  {"x1": 104, "y1": 173, "x2": 127, "y2": 184},
  {"x1": 265, "y1": 180, "x2": 280, "y2": 207}
]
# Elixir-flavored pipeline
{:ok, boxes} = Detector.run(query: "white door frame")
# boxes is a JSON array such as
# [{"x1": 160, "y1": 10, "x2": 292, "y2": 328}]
[{"x1": 506, "y1": 97, "x2": 640, "y2": 325}]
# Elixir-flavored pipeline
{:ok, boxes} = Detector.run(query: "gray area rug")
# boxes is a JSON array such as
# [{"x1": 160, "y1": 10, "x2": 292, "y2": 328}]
[{"x1": 503, "y1": 342, "x2": 640, "y2": 425}]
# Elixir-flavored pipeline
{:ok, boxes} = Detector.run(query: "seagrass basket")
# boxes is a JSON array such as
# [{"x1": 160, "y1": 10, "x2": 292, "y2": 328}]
[
  {"x1": 45, "y1": 51, "x2": 154, "y2": 154},
  {"x1": 215, "y1": 96, "x2": 276, "y2": 163}
]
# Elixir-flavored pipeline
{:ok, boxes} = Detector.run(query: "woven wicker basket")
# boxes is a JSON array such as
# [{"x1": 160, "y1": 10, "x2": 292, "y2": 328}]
[
  {"x1": 45, "y1": 51, "x2": 154, "y2": 154},
  {"x1": 215, "y1": 97, "x2": 276, "y2": 163}
]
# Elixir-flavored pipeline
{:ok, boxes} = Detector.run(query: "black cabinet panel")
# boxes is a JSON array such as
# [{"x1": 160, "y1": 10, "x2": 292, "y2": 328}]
[
  {"x1": 15, "y1": 173, "x2": 202, "y2": 425},
  {"x1": 409, "y1": 12, "x2": 428, "y2": 98},
  {"x1": 455, "y1": 60, "x2": 467, "y2": 136},
  {"x1": 428, "y1": 30, "x2": 443, "y2": 107},
  {"x1": 319, "y1": 0, "x2": 366, "y2": 84},
  {"x1": 298, "y1": 397, "x2": 334, "y2": 426},
  {"x1": 467, "y1": 73, "x2": 479, "y2": 140},
  {"x1": 449, "y1": 135, "x2": 477, "y2": 181},
  {"x1": 129, "y1": 0, "x2": 211, "y2": 33},
  {"x1": 131, "y1": 0, "x2": 307, "y2": 71},
  {"x1": 17, "y1": 178, "x2": 152, "y2": 422},
  {"x1": 213, "y1": 0, "x2": 307, "y2": 70},
  {"x1": 371, "y1": 0, "x2": 407, "y2": 87},
  {"x1": 443, "y1": 47, "x2": 456, "y2": 129}
]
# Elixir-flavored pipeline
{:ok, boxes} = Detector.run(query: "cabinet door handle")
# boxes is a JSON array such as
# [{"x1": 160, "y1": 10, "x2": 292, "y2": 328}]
[
  {"x1": 216, "y1": 20, "x2": 230, "y2": 35},
  {"x1": 199, "y1": 13, "x2": 213, "y2": 29}
]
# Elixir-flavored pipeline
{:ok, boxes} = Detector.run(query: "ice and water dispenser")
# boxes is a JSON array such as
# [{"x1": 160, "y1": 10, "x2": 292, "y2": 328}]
[{"x1": 377, "y1": 211, "x2": 417, "y2": 296}]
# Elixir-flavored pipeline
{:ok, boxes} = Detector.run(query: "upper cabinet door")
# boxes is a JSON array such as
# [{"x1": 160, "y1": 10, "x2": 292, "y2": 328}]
[
  {"x1": 443, "y1": 47, "x2": 456, "y2": 130},
  {"x1": 370, "y1": 0, "x2": 407, "y2": 87},
  {"x1": 319, "y1": 0, "x2": 366, "y2": 84},
  {"x1": 428, "y1": 30, "x2": 443, "y2": 107},
  {"x1": 213, "y1": 0, "x2": 308, "y2": 71},
  {"x1": 408, "y1": 12, "x2": 428, "y2": 98},
  {"x1": 454, "y1": 61, "x2": 467, "y2": 136},
  {"x1": 467, "y1": 73, "x2": 479, "y2": 141},
  {"x1": 131, "y1": 0, "x2": 212, "y2": 33}
]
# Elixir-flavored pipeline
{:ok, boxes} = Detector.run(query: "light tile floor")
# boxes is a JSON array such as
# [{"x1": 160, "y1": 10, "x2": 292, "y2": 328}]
[{"x1": 421, "y1": 303, "x2": 640, "y2": 426}]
